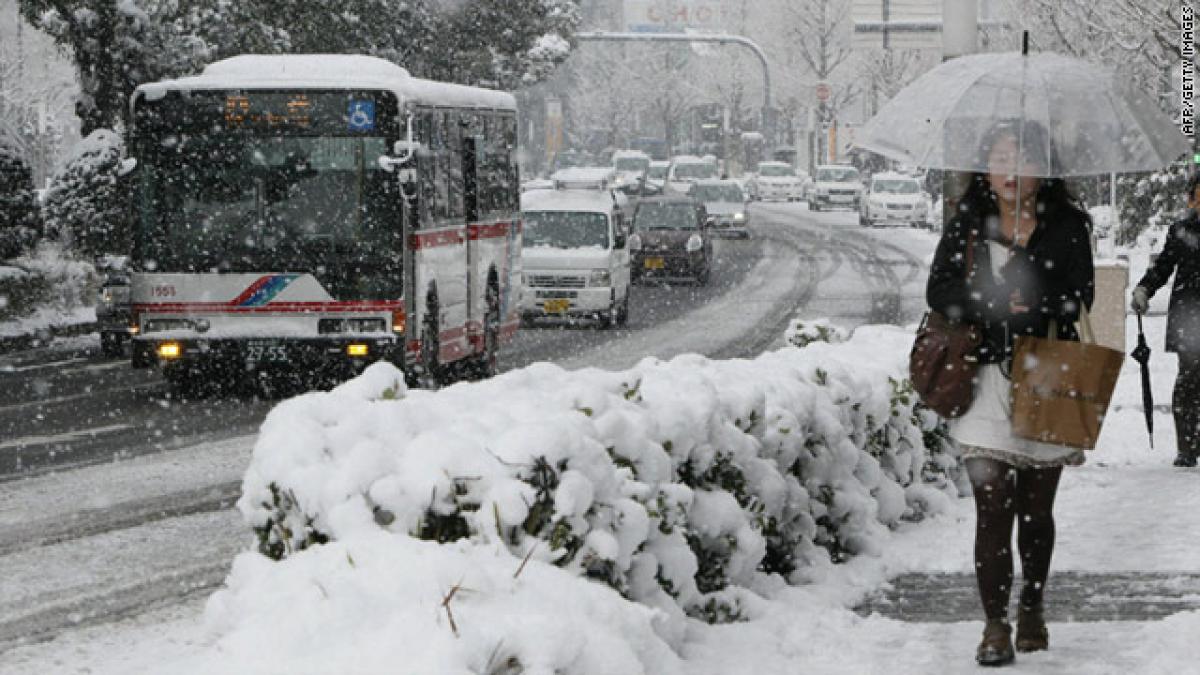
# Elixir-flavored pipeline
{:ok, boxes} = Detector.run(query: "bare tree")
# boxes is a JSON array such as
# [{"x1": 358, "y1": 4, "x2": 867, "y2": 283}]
[
  {"x1": 1003, "y1": 0, "x2": 1184, "y2": 108},
  {"x1": 559, "y1": 47, "x2": 643, "y2": 153},
  {"x1": 777, "y1": 0, "x2": 861, "y2": 124},
  {"x1": 857, "y1": 48, "x2": 937, "y2": 117}
]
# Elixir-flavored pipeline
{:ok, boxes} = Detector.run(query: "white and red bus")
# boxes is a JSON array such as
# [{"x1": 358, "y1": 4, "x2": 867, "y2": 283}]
[{"x1": 127, "y1": 55, "x2": 522, "y2": 390}]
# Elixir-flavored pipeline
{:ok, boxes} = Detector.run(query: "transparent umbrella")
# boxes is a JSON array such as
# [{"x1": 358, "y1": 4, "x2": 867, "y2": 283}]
[{"x1": 855, "y1": 43, "x2": 1188, "y2": 177}]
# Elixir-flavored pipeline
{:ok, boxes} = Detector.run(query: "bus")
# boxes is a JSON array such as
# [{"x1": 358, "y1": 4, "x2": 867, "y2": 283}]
[{"x1": 127, "y1": 54, "x2": 523, "y2": 391}]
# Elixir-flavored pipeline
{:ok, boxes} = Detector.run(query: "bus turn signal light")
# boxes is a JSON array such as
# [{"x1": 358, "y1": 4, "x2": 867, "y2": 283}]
[
  {"x1": 392, "y1": 310, "x2": 406, "y2": 334},
  {"x1": 347, "y1": 343, "x2": 369, "y2": 357},
  {"x1": 157, "y1": 341, "x2": 182, "y2": 359}
]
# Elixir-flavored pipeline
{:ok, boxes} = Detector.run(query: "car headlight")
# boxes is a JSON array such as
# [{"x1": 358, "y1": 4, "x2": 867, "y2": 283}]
[
  {"x1": 589, "y1": 269, "x2": 611, "y2": 287},
  {"x1": 733, "y1": 212, "x2": 745, "y2": 222},
  {"x1": 628, "y1": 233, "x2": 642, "y2": 251},
  {"x1": 686, "y1": 234, "x2": 703, "y2": 252}
]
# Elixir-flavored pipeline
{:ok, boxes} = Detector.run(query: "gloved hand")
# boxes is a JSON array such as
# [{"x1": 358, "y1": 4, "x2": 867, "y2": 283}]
[{"x1": 1131, "y1": 286, "x2": 1150, "y2": 314}]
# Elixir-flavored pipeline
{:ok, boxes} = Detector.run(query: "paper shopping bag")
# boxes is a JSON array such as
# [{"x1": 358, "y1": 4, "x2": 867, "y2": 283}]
[{"x1": 1010, "y1": 334, "x2": 1123, "y2": 450}]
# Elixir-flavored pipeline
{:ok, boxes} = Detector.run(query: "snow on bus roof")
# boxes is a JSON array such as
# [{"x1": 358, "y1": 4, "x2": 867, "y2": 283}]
[
  {"x1": 521, "y1": 188, "x2": 617, "y2": 214},
  {"x1": 136, "y1": 54, "x2": 516, "y2": 110}
]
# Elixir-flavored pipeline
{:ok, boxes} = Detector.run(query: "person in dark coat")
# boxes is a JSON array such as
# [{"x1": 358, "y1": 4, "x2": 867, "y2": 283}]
[
  {"x1": 1130, "y1": 172, "x2": 1200, "y2": 467},
  {"x1": 926, "y1": 119, "x2": 1094, "y2": 666}
]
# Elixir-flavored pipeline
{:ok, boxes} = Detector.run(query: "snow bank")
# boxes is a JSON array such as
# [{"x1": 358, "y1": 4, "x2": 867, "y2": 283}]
[{"x1": 215, "y1": 326, "x2": 960, "y2": 672}]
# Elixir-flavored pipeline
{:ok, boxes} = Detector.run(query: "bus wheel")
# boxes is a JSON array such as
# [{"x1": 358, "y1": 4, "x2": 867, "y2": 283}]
[
  {"x1": 468, "y1": 288, "x2": 500, "y2": 380},
  {"x1": 419, "y1": 296, "x2": 443, "y2": 389}
]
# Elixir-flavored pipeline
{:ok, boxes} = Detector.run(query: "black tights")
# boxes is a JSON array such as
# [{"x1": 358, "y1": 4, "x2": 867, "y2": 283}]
[{"x1": 965, "y1": 457, "x2": 1064, "y2": 621}]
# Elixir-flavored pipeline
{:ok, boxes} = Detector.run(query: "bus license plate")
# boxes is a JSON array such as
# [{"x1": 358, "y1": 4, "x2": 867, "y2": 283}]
[
  {"x1": 644, "y1": 257, "x2": 665, "y2": 270},
  {"x1": 246, "y1": 341, "x2": 289, "y2": 364},
  {"x1": 543, "y1": 299, "x2": 570, "y2": 314}
]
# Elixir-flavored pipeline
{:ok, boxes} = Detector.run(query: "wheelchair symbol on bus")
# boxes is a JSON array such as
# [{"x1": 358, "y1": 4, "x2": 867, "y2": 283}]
[{"x1": 347, "y1": 100, "x2": 376, "y2": 132}]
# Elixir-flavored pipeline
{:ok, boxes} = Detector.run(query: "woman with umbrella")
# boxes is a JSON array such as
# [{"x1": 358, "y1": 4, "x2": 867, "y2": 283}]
[
  {"x1": 926, "y1": 119, "x2": 1094, "y2": 665},
  {"x1": 1130, "y1": 171, "x2": 1200, "y2": 467},
  {"x1": 858, "y1": 37, "x2": 1187, "y2": 666}
]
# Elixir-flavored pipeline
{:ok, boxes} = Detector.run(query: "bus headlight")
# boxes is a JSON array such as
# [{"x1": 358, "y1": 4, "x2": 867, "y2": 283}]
[
  {"x1": 589, "y1": 269, "x2": 611, "y2": 287},
  {"x1": 733, "y1": 212, "x2": 745, "y2": 222},
  {"x1": 157, "y1": 341, "x2": 182, "y2": 359}
]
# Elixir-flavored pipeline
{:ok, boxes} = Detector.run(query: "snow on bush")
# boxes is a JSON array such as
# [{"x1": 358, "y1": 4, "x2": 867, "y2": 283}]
[
  {"x1": 0, "y1": 142, "x2": 41, "y2": 261},
  {"x1": 42, "y1": 129, "x2": 131, "y2": 258},
  {"x1": 216, "y1": 326, "x2": 959, "y2": 671},
  {"x1": 0, "y1": 242, "x2": 97, "y2": 321},
  {"x1": 784, "y1": 316, "x2": 850, "y2": 349}
]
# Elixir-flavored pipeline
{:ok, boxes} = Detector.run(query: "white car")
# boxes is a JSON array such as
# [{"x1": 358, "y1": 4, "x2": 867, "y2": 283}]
[
  {"x1": 646, "y1": 161, "x2": 669, "y2": 193},
  {"x1": 665, "y1": 155, "x2": 719, "y2": 194},
  {"x1": 809, "y1": 164, "x2": 863, "y2": 211},
  {"x1": 859, "y1": 172, "x2": 930, "y2": 228},
  {"x1": 688, "y1": 180, "x2": 750, "y2": 238},
  {"x1": 520, "y1": 188, "x2": 632, "y2": 327},
  {"x1": 612, "y1": 149, "x2": 654, "y2": 195},
  {"x1": 748, "y1": 161, "x2": 806, "y2": 202}
]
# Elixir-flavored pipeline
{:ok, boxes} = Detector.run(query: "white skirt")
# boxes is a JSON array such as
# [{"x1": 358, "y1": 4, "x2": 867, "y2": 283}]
[{"x1": 949, "y1": 363, "x2": 1085, "y2": 468}]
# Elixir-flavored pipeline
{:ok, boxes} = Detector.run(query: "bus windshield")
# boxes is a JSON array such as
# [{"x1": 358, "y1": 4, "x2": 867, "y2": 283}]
[
  {"x1": 136, "y1": 133, "x2": 403, "y2": 298},
  {"x1": 523, "y1": 211, "x2": 610, "y2": 249}
]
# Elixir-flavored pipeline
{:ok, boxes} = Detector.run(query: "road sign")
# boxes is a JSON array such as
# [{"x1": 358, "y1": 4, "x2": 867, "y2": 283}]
[{"x1": 815, "y1": 82, "x2": 832, "y2": 103}]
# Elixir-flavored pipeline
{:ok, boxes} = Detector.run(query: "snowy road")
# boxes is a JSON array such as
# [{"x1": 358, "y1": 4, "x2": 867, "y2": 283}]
[{"x1": 0, "y1": 202, "x2": 938, "y2": 653}]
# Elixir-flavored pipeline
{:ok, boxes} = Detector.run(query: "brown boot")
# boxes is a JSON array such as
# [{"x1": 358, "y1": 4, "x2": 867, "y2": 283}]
[
  {"x1": 976, "y1": 618, "x2": 1015, "y2": 666},
  {"x1": 1015, "y1": 604, "x2": 1049, "y2": 652}
]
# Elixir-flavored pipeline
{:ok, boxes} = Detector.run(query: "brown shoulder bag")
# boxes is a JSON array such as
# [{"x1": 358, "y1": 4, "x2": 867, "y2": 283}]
[{"x1": 909, "y1": 229, "x2": 982, "y2": 418}]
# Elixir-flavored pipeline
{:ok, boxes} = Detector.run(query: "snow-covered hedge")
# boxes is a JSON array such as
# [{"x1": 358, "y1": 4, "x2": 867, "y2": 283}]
[
  {"x1": 42, "y1": 129, "x2": 131, "y2": 258},
  {"x1": 216, "y1": 326, "x2": 960, "y2": 670},
  {"x1": 0, "y1": 243, "x2": 97, "y2": 321}
]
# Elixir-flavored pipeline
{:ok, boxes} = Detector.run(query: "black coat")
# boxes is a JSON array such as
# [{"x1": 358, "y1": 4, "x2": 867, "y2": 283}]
[
  {"x1": 926, "y1": 205, "x2": 1095, "y2": 364},
  {"x1": 1137, "y1": 210, "x2": 1200, "y2": 354}
]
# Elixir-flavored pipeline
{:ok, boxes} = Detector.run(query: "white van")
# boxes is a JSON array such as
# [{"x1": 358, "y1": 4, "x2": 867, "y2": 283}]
[
  {"x1": 665, "y1": 155, "x2": 719, "y2": 194},
  {"x1": 520, "y1": 188, "x2": 632, "y2": 327}
]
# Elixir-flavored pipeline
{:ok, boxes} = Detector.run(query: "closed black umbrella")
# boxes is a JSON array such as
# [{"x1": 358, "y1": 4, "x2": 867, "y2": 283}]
[{"x1": 1130, "y1": 313, "x2": 1155, "y2": 449}]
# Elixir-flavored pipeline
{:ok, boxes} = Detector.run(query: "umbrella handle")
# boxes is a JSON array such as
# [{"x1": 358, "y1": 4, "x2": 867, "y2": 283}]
[{"x1": 1137, "y1": 312, "x2": 1144, "y2": 333}]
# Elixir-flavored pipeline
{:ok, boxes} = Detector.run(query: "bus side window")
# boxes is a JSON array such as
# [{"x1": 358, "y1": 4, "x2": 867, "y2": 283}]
[
  {"x1": 415, "y1": 112, "x2": 436, "y2": 229},
  {"x1": 443, "y1": 111, "x2": 464, "y2": 222},
  {"x1": 500, "y1": 115, "x2": 519, "y2": 212}
]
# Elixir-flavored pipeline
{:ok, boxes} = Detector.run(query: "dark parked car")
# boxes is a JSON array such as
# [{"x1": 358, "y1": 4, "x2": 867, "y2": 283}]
[
  {"x1": 628, "y1": 196, "x2": 713, "y2": 285},
  {"x1": 95, "y1": 255, "x2": 132, "y2": 357}
]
